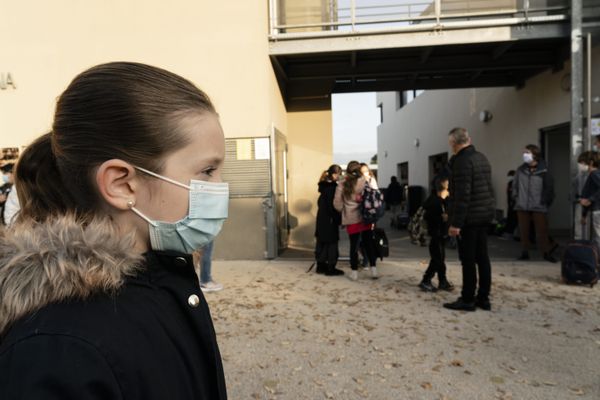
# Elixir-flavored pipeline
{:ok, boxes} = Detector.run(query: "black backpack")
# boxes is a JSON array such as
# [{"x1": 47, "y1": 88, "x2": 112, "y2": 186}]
[{"x1": 372, "y1": 228, "x2": 389, "y2": 260}]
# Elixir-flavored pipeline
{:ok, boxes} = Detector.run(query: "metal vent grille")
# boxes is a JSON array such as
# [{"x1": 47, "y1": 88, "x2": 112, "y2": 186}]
[{"x1": 222, "y1": 138, "x2": 271, "y2": 198}]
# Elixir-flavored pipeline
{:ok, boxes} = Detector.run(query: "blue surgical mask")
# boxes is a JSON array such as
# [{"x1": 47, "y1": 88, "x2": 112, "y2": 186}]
[{"x1": 130, "y1": 166, "x2": 229, "y2": 254}]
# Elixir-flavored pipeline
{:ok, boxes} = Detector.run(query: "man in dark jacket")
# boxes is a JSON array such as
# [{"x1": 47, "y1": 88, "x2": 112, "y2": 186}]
[{"x1": 444, "y1": 128, "x2": 495, "y2": 312}]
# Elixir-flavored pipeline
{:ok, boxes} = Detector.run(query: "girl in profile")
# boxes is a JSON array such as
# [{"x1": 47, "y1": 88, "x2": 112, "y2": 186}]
[{"x1": 0, "y1": 62, "x2": 228, "y2": 399}]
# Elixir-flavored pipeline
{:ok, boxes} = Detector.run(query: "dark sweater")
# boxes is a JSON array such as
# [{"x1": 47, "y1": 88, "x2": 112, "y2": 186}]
[{"x1": 581, "y1": 169, "x2": 600, "y2": 216}]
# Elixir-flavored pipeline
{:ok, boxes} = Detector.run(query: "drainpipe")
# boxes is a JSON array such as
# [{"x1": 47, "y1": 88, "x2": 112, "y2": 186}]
[
  {"x1": 571, "y1": 0, "x2": 583, "y2": 238},
  {"x1": 587, "y1": 32, "x2": 593, "y2": 151}
]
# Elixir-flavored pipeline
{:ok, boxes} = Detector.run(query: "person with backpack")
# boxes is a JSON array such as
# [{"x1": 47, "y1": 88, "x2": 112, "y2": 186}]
[
  {"x1": 512, "y1": 144, "x2": 558, "y2": 263},
  {"x1": 418, "y1": 176, "x2": 455, "y2": 292},
  {"x1": 315, "y1": 164, "x2": 344, "y2": 276},
  {"x1": 334, "y1": 161, "x2": 378, "y2": 281}
]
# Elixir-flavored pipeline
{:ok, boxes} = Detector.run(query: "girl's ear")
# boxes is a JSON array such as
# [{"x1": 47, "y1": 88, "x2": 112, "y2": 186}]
[{"x1": 95, "y1": 159, "x2": 139, "y2": 210}]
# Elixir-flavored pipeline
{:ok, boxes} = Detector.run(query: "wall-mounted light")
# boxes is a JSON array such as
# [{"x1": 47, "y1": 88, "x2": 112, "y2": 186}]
[
  {"x1": 479, "y1": 110, "x2": 493, "y2": 123},
  {"x1": 384, "y1": 150, "x2": 388, "y2": 158},
  {"x1": 414, "y1": 138, "x2": 420, "y2": 147}
]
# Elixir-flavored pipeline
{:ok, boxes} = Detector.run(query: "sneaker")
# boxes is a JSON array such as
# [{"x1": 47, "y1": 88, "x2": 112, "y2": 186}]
[
  {"x1": 348, "y1": 270, "x2": 358, "y2": 281},
  {"x1": 200, "y1": 281, "x2": 224, "y2": 293},
  {"x1": 443, "y1": 297, "x2": 476, "y2": 311},
  {"x1": 475, "y1": 298, "x2": 491, "y2": 311},
  {"x1": 437, "y1": 280, "x2": 455, "y2": 292},
  {"x1": 543, "y1": 253, "x2": 558, "y2": 263},
  {"x1": 370, "y1": 267, "x2": 379, "y2": 279},
  {"x1": 418, "y1": 280, "x2": 437, "y2": 292},
  {"x1": 517, "y1": 251, "x2": 530, "y2": 261}
]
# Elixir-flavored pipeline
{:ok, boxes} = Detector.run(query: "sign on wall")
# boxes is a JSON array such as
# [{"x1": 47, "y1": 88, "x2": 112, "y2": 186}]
[{"x1": 0, "y1": 73, "x2": 16, "y2": 90}]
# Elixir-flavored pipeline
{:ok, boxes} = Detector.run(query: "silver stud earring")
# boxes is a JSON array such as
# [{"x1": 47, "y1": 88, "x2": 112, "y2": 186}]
[{"x1": 127, "y1": 200, "x2": 135, "y2": 209}]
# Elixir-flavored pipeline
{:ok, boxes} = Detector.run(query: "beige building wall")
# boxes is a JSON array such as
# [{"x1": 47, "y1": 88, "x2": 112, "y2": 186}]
[
  {"x1": 0, "y1": 0, "x2": 298, "y2": 259},
  {"x1": 377, "y1": 46, "x2": 600, "y2": 227},
  {"x1": 287, "y1": 110, "x2": 333, "y2": 250},
  {"x1": 0, "y1": 0, "x2": 287, "y2": 146}
]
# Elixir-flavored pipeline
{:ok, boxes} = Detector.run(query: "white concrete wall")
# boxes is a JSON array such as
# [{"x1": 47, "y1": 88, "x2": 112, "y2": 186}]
[{"x1": 377, "y1": 47, "x2": 600, "y2": 218}]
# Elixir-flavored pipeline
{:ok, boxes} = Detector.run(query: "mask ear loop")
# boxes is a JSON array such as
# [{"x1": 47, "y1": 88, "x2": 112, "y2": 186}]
[
  {"x1": 134, "y1": 166, "x2": 191, "y2": 190},
  {"x1": 128, "y1": 200, "x2": 159, "y2": 227}
]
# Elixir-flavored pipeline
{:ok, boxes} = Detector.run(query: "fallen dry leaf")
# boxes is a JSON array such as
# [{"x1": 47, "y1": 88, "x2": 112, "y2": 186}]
[
  {"x1": 450, "y1": 359, "x2": 464, "y2": 367},
  {"x1": 421, "y1": 382, "x2": 432, "y2": 390}
]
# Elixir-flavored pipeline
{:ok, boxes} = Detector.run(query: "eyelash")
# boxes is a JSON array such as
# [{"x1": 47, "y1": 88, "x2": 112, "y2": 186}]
[{"x1": 202, "y1": 167, "x2": 217, "y2": 177}]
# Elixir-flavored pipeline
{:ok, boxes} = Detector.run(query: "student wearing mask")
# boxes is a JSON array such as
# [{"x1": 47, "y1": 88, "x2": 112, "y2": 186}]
[
  {"x1": 512, "y1": 144, "x2": 558, "y2": 263},
  {"x1": 0, "y1": 63, "x2": 228, "y2": 399}
]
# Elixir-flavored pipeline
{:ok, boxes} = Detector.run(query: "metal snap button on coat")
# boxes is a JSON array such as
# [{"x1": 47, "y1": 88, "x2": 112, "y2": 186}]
[
  {"x1": 188, "y1": 294, "x2": 200, "y2": 308},
  {"x1": 174, "y1": 257, "x2": 187, "y2": 267}
]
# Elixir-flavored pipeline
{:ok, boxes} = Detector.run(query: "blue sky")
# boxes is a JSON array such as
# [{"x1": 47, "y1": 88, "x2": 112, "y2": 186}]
[{"x1": 332, "y1": 92, "x2": 380, "y2": 165}]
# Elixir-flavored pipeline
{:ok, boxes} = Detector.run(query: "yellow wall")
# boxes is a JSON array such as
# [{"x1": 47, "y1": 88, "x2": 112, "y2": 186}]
[
  {"x1": 1, "y1": 0, "x2": 302, "y2": 260},
  {"x1": 0, "y1": 0, "x2": 287, "y2": 146},
  {"x1": 286, "y1": 109, "x2": 332, "y2": 250}
]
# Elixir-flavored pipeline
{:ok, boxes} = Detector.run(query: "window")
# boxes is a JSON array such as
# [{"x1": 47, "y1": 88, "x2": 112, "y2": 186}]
[{"x1": 378, "y1": 103, "x2": 383, "y2": 124}]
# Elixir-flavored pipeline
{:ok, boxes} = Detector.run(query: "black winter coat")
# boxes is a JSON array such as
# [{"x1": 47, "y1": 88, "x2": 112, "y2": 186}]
[
  {"x1": 448, "y1": 145, "x2": 495, "y2": 228},
  {"x1": 423, "y1": 194, "x2": 448, "y2": 237},
  {"x1": 0, "y1": 216, "x2": 227, "y2": 400},
  {"x1": 315, "y1": 180, "x2": 342, "y2": 243}
]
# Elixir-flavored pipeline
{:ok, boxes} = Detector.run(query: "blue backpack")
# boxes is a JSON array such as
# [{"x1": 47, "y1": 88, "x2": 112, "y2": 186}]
[{"x1": 360, "y1": 183, "x2": 385, "y2": 224}]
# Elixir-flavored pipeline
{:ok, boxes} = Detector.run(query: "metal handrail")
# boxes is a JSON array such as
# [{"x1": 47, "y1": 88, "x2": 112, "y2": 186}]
[
  {"x1": 268, "y1": 0, "x2": 571, "y2": 38},
  {"x1": 270, "y1": 14, "x2": 568, "y2": 42}
]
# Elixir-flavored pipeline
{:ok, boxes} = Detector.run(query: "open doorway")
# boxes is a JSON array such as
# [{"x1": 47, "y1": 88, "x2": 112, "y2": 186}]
[
  {"x1": 428, "y1": 152, "x2": 449, "y2": 193},
  {"x1": 540, "y1": 122, "x2": 570, "y2": 236},
  {"x1": 397, "y1": 162, "x2": 409, "y2": 185}
]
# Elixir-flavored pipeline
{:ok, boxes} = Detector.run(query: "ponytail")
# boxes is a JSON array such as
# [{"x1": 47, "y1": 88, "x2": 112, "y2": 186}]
[
  {"x1": 342, "y1": 161, "x2": 361, "y2": 200},
  {"x1": 318, "y1": 170, "x2": 328, "y2": 183},
  {"x1": 14, "y1": 133, "x2": 76, "y2": 223}
]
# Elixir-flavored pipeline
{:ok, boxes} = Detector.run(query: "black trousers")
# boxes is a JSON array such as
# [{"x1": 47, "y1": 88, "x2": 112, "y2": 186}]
[
  {"x1": 457, "y1": 226, "x2": 492, "y2": 302},
  {"x1": 423, "y1": 235, "x2": 446, "y2": 282},
  {"x1": 349, "y1": 230, "x2": 377, "y2": 270},
  {"x1": 315, "y1": 241, "x2": 339, "y2": 267}
]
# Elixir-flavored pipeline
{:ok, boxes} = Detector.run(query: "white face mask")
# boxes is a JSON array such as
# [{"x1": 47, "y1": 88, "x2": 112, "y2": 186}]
[
  {"x1": 523, "y1": 152, "x2": 534, "y2": 164},
  {"x1": 578, "y1": 163, "x2": 589, "y2": 172}
]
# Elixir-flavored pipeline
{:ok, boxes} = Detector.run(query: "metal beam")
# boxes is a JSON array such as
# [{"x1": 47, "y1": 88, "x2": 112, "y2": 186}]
[
  {"x1": 269, "y1": 23, "x2": 569, "y2": 56},
  {"x1": 571, "y1": 0, "x2": 584, "y2": 238},
  {"x1": 284, "y1": 51, "x2": 558, "y2": 79},
  {"x1": 420, "y1": 47, "x2": 434, "y2": 64},
  {"x1": 492, "y1": 42, "x2": 514, "y2": 59}
]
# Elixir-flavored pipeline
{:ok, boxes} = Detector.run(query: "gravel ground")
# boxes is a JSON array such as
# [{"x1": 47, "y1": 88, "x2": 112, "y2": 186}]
[{"x1": 204, "y1": 257, "x2": 600, "y2": 400}]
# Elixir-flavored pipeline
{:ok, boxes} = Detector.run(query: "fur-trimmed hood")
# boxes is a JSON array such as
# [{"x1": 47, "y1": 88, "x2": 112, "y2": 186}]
[{"x1": 0, "y1": 215, "x2": 142, "y2": 335}]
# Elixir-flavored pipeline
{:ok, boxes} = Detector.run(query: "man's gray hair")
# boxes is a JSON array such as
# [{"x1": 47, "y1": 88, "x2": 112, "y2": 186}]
[{"x1": 448, "y1": 127, "x2": 470, "y2": 145}]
